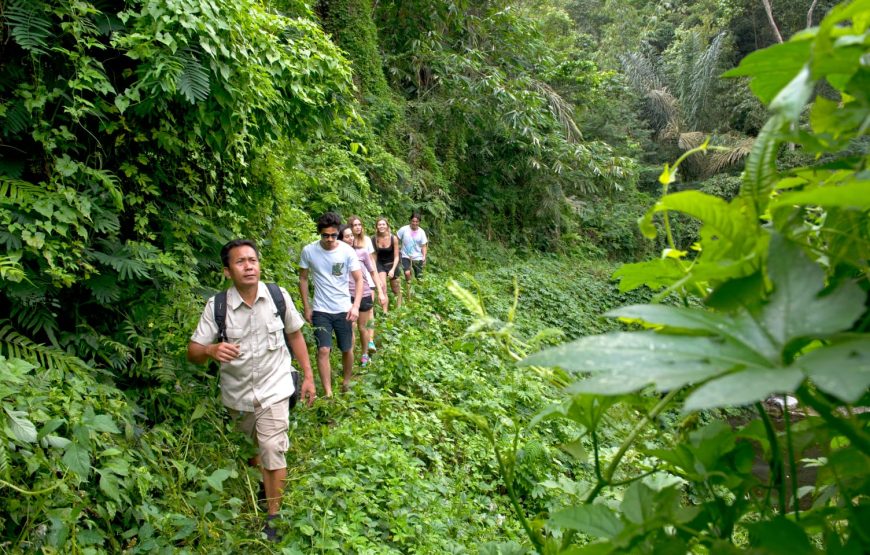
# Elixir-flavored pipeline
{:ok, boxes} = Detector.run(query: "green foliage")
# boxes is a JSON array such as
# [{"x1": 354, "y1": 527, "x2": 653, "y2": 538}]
[
  {"x1": 372, "y1": 0, "x2": 636, "y2": 248},
  {"x1": 477, "y1": 3, "x2": 870, "y2": 553},
  {"x1": 0, "y1": 355, "x2": 262, "y2": 552}
]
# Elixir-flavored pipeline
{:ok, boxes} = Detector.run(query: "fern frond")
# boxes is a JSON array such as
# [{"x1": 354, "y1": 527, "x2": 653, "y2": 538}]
[
  {"x1": 90, "y1": 204, "x2": 121, "y2": 234},
  {"x1": 4, "y1": 0, "x2": 53, "y2": 55},
  {"x1": 0, "y1": 177, "x2": 46, "y2": 205},
  {"x1": 0, "y1": 322, "x2": 90, "y2": 376},
  {"x1": 0, "y1": 440, "x2": 8, "y2": 480},
  {"x1": 10, "y1": 301, "x2": 58, "y2": 340},
  {"x1": 0, "y1": 255, "x2": 26, "y2": 283},
  {"x1": 89, "y1": 244, "x2": 150, "y2": 281},
  {"x1": 2, "y1": 100, "x2": 31, "y2": 135},
  {"x1": 177, "y1": 48, "x2": 210, "y2": 104},
  {"x1": 85, "y1": 274, "x2": 121, "y2": 304}
]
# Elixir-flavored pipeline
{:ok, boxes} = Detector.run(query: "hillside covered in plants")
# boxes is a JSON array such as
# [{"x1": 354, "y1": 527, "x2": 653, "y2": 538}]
[{"x1": 1, "y1": 0, "x2": 868, "y2": 553}]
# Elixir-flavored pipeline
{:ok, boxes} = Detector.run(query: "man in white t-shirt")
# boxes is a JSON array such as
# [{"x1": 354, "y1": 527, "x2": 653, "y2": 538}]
[
  {"x1": 299, "y1": 212, "x2": 363, "y2": 396},
  {"x1": 397, "y1": 212, "x2": 428, "y2": 283}
]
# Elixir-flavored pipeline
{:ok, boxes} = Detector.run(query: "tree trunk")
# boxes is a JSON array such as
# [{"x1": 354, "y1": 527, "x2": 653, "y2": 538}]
[
  {"x1": 760, "y1": 0, "x2": 784, "y2": 43},
  {"x1": 807, "y1": 0, "x2": 819, "y2": 28}
]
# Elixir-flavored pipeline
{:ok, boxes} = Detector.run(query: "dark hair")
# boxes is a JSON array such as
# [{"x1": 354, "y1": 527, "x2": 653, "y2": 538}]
[
  {"x1": 221, "y1": 239, "x2": 259, "y2": 268},
  {"x1": 317, "y1": 212, "x2": 342, "y2": 232},
  {"x1": 338, "y1": 224, "x2": 353, "y2": 241},
  {"x1": 410, "y1": 212, "x2": 421, "y2": 221}
]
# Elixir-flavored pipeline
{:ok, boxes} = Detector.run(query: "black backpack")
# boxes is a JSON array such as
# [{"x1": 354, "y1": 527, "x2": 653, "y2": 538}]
[{"x1": 213, "y1": 283, "x2": 301, "y2": 409}]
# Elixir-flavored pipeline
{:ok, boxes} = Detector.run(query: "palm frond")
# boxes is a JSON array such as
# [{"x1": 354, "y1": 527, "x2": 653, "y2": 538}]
[
  {"x1": 686, "y1": 32, "x2": 727, "y2": 128},
  {"x1": 619, "y1": 52, "x2": 664, "y2": 96},
  {"x1": 678, "y1": 131, "x2": 706, "y2": 150},
  {"x1": 645, "y1": 88, "x2": 680, "y2": 136},
  {"x1": 708, "y1": 137, "x2": 754, "y2": 174},
  {"x1": 530, "y1": 80, "x2": 582, "y2": 143}
]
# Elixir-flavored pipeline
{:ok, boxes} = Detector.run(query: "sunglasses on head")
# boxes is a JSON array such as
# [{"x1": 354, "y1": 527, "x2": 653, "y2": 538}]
[{"x1": 320, "y1": 232, "x2": 339, "y2": 239}]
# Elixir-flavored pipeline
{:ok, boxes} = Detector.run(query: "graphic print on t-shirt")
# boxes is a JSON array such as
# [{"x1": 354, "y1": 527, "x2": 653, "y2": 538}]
[{"x1": 331, "y1": 262, "x2": 344, "y2": 276}]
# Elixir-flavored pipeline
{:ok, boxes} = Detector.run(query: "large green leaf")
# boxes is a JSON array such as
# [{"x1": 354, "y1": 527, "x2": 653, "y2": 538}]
[
  {"x1": 4, "y1": 407, "x2": 37, "y2": 443},
  {"x1": 769, "y1": 66, "x2": 814, "y2": 120},
  {"x1": 548, "y1": 505, "x2": 623, "y2": 538},
  {"x1": 763, "y1": 234, "x2": 865, "y2": 349},
  {"x1": 683, "y1": 368, "x2": 805, "y2": 411},
  {"x1": 638, "y1": 191, "x2": 752, "y2": 248},
  {"x1": 205, "y1": 468, "x2": 233, "y2": 492},
  {"x1": 723, "y1": 40, "x2": 811, "y2": 104},
  {"x1": 522, "y1": 332, "x2": 768, "y2": 395},
  {"x1": 87, "y1": 414, "x2": 121, "y2": 434},
  {"x1": 607, "y1": 304, "x2": 727, "y2": 333},
  {"x1": 98, "y1": 470, "x2": 122, "y2": 502},
  {"x1": 611, "y1": 259, "x2": 685, "y2": 292},
  {"x1": 607, "y1": 304, "x2": 779, "y2": 363},
  {"x1": 746, "y1": 516, "x2": 814, "y2": 555},
  {"x1": 772, "y1": 179, "x2": 870, "y2": 210},
  {"x1": 62, "y1": 442, "x2": 91, "y2": 478},
  {"x1": 796, "y1": 339, "x2": 870, "y2": 403}
]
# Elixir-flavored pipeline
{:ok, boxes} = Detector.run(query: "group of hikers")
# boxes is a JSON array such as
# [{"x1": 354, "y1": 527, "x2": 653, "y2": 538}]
[{"x1": 186, "y1": 211, "x2": 429, "y2": 540}]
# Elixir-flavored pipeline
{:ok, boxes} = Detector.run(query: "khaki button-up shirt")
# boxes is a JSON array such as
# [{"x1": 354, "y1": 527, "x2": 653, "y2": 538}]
[{"x1": 191, "y1": 282, "x2": 305, "y2": 411}]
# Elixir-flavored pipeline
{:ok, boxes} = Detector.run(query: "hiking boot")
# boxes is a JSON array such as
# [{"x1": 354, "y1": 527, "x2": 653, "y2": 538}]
[
  {"x1": 367, "y1": 340, "x2": 376, "y2": 352},
  {"x1": 263, "y1": 514, "x2": 281, "y2": 542},
  {"x1": 361, "y1": 354, "x2": 370, "y2": 367}
]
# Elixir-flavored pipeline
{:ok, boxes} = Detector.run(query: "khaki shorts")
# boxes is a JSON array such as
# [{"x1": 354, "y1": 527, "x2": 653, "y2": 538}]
[{"x1": 229, "y1": 398, "x2": 290, "y2": 470}]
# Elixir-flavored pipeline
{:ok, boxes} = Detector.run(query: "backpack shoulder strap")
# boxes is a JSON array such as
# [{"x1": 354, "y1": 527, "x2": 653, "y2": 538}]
[
  {"x1": 266, "y1": 283, "x2": 286, "y2": 320},
  {"x1": 213, "y1": 291, "x2": 228, "y2": 343}
]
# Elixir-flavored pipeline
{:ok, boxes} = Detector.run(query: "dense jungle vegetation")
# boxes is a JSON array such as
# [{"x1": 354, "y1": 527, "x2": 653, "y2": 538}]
[{"x1": 1, "y1": 0, "x2": 868, "y2": 553}]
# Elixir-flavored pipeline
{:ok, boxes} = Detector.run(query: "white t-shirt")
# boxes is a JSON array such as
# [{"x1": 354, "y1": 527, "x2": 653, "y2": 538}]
[
  {"x1": 300, "y1": 241, "x2": 361, "y2": 313},
  {"x1": 361, "y1": 236, "x2": 375, "y2": 288},
  {"x1": 397, "y1": 225, "x2": 428, "y2": 260}
]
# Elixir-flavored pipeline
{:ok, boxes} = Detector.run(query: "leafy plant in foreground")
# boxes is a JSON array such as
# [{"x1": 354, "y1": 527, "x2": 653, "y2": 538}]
[{"x1": 456, "y1": 1, "x2": 869, "y2": 553}]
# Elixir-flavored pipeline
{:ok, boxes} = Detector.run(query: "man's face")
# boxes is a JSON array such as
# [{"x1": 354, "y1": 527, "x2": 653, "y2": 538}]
[
  {"x1": 223, "y1": 245, "x2": 260, "y2": 288},
  {"x1": 319, "y1": 226, "x2": 340, "y2": 250},
  {"x1": 410, "y1": 217, "x2": 420, "y2": 230}
]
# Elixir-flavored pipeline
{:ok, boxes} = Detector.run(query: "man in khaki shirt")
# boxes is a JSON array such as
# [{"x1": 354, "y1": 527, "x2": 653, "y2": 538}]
[{"x1": 188, "y1": 239, "x2": 315, "y2": 540}]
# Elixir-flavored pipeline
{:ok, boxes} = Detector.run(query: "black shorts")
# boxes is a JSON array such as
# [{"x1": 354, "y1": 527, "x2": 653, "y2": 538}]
[
  {"x1": 401, "y1": 257, "x2": 424, "y2": 278},
  {"x1": 376, "y1": 260, "x2": 398, "y2": 276},
  {"x1": 359, "y1": 295, "x2": 374, "y2": 312},
  {"x1": 311, "y1": 311, "x2": 353, "y2": 352}
]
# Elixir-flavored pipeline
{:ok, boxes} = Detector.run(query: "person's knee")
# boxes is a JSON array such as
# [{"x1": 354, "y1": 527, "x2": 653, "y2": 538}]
[
  {"x1": 259, "y1": 436, "x2": 289, "y2": 471},
  {"x1": 317, "y1": 346, "x2": 331, "y2": 356}
]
